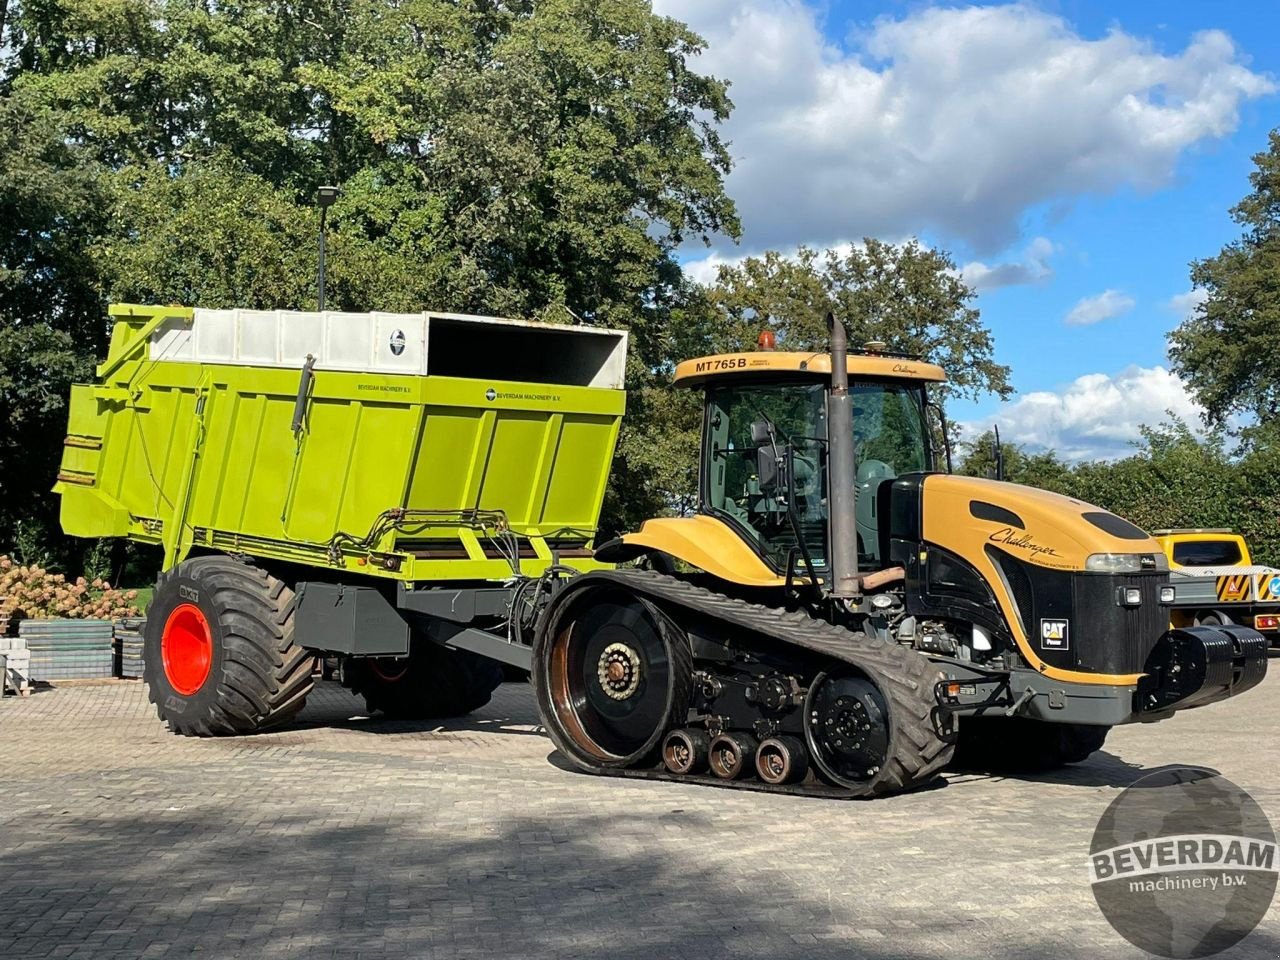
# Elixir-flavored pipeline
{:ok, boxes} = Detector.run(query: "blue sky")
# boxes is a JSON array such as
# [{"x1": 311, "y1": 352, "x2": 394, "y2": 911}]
[{"x1": 656, "y1": 0, "x2": 1279, "y2": 459}]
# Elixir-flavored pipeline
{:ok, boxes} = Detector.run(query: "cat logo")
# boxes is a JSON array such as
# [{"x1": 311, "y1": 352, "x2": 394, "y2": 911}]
[{"x1": 1040, "y1": 618, "x2": 1069, "y2": 651}]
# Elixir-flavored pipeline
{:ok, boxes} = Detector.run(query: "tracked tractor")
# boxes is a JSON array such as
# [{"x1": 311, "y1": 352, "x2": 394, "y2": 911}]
[
  {"x1": 56, "y1": 306, "x2": 1267, "y2": 798},
  {"x1": 531, "y1": 317, "x2": 1269, "y2": 797}
]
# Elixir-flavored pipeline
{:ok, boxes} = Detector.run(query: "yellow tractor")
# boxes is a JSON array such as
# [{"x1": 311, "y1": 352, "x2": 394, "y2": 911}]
[{"x1": 531, "y1": 317, "x2": 1268, "y2": 797}]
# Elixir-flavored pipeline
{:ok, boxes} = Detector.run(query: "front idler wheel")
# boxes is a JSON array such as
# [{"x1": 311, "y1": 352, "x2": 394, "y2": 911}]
[
  {"x1": 755, "y1": 735, "x2": 809, "y2": 785},
  {"x1": 534, "y1": 584, "x2": 693, "y2": 770},
  {"x1": 804, "y1": 671, "x2": 891, "y2": 788},
  {"x1": 662, "y1": 728, "x2": 710, "y2": 775},
  {"x1": 709, "y1": 732, "x2": 758, "y2": 780}
]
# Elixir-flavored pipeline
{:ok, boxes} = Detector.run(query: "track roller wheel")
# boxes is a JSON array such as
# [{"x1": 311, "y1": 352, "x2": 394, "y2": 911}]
[
  {"x1": 709, "y1": 732, "x2": 758, "y2": 780},
  {"x1": 663, "y1": 728, "x2": 710, "y2": 775},
  {"x1": 144, "y1": 555, "x2": 315, "y2": 736},
  {"x1": 534, "y1": 584, "x2": 693, "y2": 770},
  {"x1": 755, "y1": 735, "x2": 809, "y2": 785}
]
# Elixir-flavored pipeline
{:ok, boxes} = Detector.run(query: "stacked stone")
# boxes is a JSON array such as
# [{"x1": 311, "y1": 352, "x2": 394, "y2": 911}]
[
  {"x1": 114, "y1": 618, "x2": 147, "y2": 679},
  {"x1": 19, "y1": 619, "x2": 115, "y2": 680}
]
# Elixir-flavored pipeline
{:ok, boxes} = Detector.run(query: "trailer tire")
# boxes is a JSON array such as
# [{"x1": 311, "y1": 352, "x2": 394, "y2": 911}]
[
  {"x1": 144, "y1": 556, "x2": 316, "y2": 736},
  {"x1": 347, "y1": 641, "x2": 503, "y2": 720}
]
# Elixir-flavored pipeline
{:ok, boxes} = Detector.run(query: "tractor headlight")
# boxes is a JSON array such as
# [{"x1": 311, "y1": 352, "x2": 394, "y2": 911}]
[
  {"x1": 1160, "y1": 586, "x2": 1176, "y2": 604},
  {"x1": 1086, "y1": 553, "x2": 1143, "y2": 574},
  {"x1": 1119, "y1": 587, "x2": 1143, "y2": 606}
]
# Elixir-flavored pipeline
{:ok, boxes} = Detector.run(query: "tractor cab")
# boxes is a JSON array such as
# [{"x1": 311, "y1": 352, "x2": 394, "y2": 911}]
[{"x1": 670, "y1": 342, "x2": 948, "y2": 585}]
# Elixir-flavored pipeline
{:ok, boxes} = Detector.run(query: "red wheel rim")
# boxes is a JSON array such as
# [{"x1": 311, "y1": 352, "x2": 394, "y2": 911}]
[
  {"x1": 370, "y1": 658, "x2": 410, "y2": 683},
  {"x1": 161, "y1": 603, "x2": 213, "y2": 696}
]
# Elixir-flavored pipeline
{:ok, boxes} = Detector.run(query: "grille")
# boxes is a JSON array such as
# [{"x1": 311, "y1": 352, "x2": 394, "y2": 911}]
[
  {"x1": 1072, "y1": 573, "x2": 1167, "y2": 675},
  {"x1": 987, "y1": 545, "x2": 1167, "y2": 676}
]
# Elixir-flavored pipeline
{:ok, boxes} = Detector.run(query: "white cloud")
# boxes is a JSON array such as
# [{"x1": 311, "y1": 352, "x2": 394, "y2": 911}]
[
  {"x1": 1168, "y1": 287, "x2": 1209, "y2": 321},
  {"x1": 681, "y1": 238, "x2": 865, "y2": 286},
  {"x1": 963, "y1": 365, "x2": 1202, "y2": 460},
  {"x1": 682, "y1": 249, "x2": 750, "y2": 286},
  {"x1": 958, "y1": 236, "x2": 1056, "y2": 292},
  {"x1": 1065, "y1": 289, "x2": 1135, "y2": 326},
  {"x1": 684, "y1": 231, "x2": 1054, "y2": 294},
  {"x1": 656, "y1": 2, "x2": 1273, "y2": 253}
]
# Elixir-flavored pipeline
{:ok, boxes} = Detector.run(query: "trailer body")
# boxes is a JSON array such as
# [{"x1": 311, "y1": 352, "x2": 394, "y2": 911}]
[{"x1": 56, "y1": 305, "x2": 626, "y2": 582}]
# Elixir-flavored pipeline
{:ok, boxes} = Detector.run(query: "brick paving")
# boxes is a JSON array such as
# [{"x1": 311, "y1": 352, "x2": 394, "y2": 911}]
[{"x1": 1, "y1": 666, "x2": 1278, "y2": 959}]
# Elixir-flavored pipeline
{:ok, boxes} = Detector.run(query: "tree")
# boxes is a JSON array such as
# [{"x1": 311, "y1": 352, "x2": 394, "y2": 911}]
[
  {"x1": 957, "y1": 430, "x2": 1073, "y2": 492},
  {"x1": 0, "y1": 0, "x2": 741, "y2": 557},
  {"x1": 1169, "y1": 129, "x2": 1280, "y2": 432},
  {"x1": 0, "y1": 324, "x2": 91, "y2": 566},
  {"x1": 703, "y1": 240, "x2": 1012, "y2": 403},
  {"x1": 1067, "y1": 422, "x2": 1243, "y2": 535}
]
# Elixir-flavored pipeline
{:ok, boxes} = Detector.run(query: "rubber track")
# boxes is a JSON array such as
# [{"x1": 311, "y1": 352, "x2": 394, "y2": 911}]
[
  {"x1": 543, "y1": 569, "x2": 955, "y2": 799},
  {"x1": 148, "y1": 556, "x2": 315, "y2": 736}
]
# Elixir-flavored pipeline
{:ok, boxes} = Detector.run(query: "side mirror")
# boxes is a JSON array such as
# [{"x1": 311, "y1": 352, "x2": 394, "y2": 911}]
[
  {"x1": 756, "y1": 444, "x2": 779, "y2": 492},
  {"x1": 750, "y1": 420, "x2": 772, "y2": 445}
]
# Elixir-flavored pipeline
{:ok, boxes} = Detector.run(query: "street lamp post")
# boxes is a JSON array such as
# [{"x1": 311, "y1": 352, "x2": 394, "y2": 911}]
[{"x1": 315, "y1": 185, "x2": 341, "y2": 311}]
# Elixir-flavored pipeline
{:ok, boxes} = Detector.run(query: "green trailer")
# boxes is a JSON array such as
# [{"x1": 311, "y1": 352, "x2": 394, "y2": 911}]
[{"x1": 55, "y1": 303, "x2": 627, "y2": 733}]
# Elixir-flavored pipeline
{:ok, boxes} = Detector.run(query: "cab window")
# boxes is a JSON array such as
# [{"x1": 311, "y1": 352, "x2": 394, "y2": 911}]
[{"x1": 701, "y1": 378, "x2": 931, "y2": 574}]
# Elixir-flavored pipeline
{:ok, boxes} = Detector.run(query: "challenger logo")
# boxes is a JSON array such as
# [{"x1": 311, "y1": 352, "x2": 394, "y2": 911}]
[{"x1": 988, "y1": 526, "x2": 1061, "y2": 559}]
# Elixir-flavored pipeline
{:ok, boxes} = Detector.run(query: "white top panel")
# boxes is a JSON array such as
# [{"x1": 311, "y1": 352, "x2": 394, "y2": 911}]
[
  {"x1": 1170, "y1": 564, "x2": 1280, "y2": 579},
  {"x1": 148, "y1": 309, "x2": 628, "y2": 388}
]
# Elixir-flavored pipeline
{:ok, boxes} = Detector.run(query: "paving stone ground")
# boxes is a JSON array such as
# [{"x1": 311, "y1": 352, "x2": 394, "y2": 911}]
[{"x1": 1, "y1": 663, "x2": 1278, "y2": 960}]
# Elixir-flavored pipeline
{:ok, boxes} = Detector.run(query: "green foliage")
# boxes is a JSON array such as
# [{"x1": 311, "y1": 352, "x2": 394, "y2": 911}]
[
  {"x1": 0, "y1": 324, "x2": 91, "y2": 569},
  {"x1": 100, "y1": 160, "x2": 317, "y2": 308},
  {"x1": 0, "y1": 0, "x2": 1026, "y2": 559},
  {"x1": 1169, "y1": 129, "x2": 1280, "y2": 430},
  {"x1": 956, "y1": 430, "x2": 1074, "y2": 493},
  {"x1": 703, "y1": 240, "x2": 1012, "y2": 403}
]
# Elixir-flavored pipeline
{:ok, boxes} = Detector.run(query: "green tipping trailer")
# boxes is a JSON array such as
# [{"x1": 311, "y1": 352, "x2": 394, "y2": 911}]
[{"x1": 55, "y1": 303, "x2": 628, "y2": 733}]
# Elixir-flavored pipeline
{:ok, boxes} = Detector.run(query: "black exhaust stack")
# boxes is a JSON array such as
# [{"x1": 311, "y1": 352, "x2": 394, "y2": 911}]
[{"x1": 826, "y1": 313, "x2": 859, "y2": 599}]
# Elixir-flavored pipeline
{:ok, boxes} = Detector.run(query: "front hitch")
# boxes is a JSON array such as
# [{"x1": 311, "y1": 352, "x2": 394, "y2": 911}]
[{"x1": 1136, "y1": 624, "x2": 1268, "y2": 715}]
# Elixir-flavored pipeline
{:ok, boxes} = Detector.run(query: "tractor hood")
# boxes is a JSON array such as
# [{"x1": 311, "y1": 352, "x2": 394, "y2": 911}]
[
  {"x1": 904, "y1": 473, "x2": 1168, "y2": 685},
  {"x1": 919, "y1": 474, "x2": 1164, "y2": 573}
]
